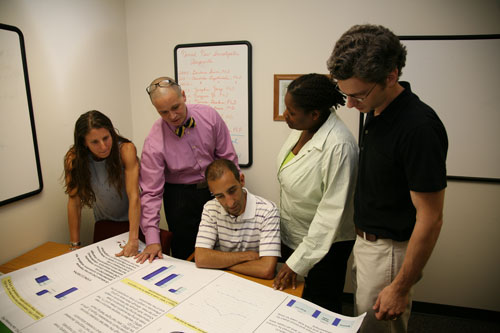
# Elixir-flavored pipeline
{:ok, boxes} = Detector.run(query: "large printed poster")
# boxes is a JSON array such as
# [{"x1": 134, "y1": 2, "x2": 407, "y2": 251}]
[{"x1": 1, "y1": 234, "x2": 364, "y2": 332}]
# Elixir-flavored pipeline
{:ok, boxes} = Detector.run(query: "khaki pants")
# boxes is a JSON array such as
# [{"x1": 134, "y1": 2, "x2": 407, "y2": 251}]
[{"x1": 353, "y1": 235, "x2": 413, "y2": 333}]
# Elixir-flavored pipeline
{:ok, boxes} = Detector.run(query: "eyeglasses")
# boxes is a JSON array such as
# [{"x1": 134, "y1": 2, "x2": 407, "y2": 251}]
[
  {"x1": 336, "y1": 82, "x2": 377, "y2": 103},
  {"x1": 146, "y1": 79, "x2": 179, "y2": 94}
]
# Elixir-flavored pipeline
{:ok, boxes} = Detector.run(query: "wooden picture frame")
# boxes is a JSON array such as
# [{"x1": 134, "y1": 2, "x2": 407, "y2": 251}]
[{"x1": 273, "y1": 74, "x2": 300, "y2": 121}]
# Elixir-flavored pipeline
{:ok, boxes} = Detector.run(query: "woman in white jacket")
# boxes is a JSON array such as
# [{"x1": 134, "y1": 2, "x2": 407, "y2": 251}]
[{"x1": 273, "y1": 74, "x2": 358, "y2": 313}]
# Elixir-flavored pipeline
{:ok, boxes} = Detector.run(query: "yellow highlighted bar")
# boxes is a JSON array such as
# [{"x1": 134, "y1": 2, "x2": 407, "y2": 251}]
[
  {"x1": 167, "y1": 313, "x2": 207, "y2": 333},
  {"x1": 121, "y1": 278, "x2": 178, "y2": 307},
  {"x1": 1, "y1": 277, "x2": 44, "y2": 320}
]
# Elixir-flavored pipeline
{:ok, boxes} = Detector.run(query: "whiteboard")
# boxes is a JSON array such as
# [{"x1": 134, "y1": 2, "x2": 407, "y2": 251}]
[
  {"x1": 174, "y1": 41, "x2": 252, "y2": 167},
  {"x1": 399, "y1": 36, "x2": 500, "y2": 182},
  {"x1": 0, "y1": 24, "x2": 43, "y2": 206}
]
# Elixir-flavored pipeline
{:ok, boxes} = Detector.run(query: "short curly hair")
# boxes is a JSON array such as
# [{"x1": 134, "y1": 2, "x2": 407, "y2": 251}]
[{"x1": 327, "y1": 24, "x2": 407, "y2": 84}]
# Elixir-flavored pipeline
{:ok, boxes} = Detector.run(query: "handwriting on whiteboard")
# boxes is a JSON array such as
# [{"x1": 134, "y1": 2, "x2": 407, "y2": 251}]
[
  {"x1": 178, "y1": 48, "x2": 246, "y2": 115},
  {"x1": 176, "y1": 43, "x2": 250, "y2": 165}
]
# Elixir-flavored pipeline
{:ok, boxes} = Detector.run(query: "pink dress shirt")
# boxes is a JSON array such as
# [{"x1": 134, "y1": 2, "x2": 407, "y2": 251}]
[{"x1": 140, "y1": 104, "x2": 238, "y2": 245}]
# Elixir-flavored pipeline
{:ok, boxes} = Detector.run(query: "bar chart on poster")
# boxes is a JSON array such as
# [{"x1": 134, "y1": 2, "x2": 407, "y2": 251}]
[{"x1": 175, "y1": 41, "x2": 252, "y2": 167}]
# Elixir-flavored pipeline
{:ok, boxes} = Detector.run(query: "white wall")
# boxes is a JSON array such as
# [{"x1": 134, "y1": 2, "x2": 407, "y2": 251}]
[
  {"x1": 0, "y1": 0, "x2": 499, "y2": 312},
  {"x1": 0, "y1": 0, "x2": 132, "y2": 259}
]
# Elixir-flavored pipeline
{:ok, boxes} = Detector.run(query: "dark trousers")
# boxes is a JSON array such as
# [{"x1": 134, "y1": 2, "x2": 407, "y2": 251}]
[
  {"x1": 281, "y1": 240, "x2": 354, "y2": 314},
  {"x1": 163, "y1": 182, "x2": 212, "y2": 260}
]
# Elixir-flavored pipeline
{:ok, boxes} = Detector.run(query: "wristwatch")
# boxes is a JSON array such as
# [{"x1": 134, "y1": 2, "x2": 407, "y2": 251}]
[{"x1": 69, "y1": 241, "x2": 81, "y2": 250}]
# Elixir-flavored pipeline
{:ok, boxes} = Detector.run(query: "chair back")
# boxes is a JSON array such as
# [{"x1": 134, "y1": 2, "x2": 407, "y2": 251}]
[{"x1": 94, "y1": 220, "x2": 173, "y2": 255}]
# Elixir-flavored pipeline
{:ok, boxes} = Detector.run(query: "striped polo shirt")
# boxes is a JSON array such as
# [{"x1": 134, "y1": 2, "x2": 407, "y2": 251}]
[{"x1": 195, "y1": 188, "x2": 281, "y2": 257}]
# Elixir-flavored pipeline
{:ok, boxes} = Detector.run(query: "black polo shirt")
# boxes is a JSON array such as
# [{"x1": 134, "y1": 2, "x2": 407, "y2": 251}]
[{"x1": 355, "y1": 81, "x2": 448, "y2": 241}]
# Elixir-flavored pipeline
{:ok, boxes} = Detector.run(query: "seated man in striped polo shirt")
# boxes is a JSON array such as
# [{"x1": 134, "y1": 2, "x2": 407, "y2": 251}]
[{"x1": 194, "y1": 159, "x2": 281, "y2": 279}]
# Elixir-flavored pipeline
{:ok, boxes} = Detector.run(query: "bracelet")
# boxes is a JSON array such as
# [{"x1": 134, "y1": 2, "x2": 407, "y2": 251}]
[{"x1": 69, "y1": 241, "x2": 81, "y2": 247}]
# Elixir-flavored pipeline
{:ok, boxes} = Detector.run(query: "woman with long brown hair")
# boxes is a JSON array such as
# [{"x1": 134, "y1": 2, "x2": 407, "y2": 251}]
[{"x1": 64, "y1": 110, "x2": 140, "y2": 256}]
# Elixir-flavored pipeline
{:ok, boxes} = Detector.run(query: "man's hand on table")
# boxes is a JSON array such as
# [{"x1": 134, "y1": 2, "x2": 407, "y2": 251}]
[{"x1": 134, "y1": 243, "x2": 163, "y2": 263}]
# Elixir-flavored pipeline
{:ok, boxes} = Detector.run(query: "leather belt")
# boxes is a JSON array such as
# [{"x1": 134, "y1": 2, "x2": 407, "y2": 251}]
[
  {"x1": 193, "y1": 181, "x2": 208, "y2": 189},
  {"x1": 355, "y1": 227, "x2": 383, "y2": 242},
  {"x1": 165, "y1": 181, "x2": 208, "y2": 190}
]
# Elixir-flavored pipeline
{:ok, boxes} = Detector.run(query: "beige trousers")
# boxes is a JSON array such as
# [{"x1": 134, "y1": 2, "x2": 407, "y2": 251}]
[{"x1": 352, "y1": 235, "x2": 413, "y2": 333}]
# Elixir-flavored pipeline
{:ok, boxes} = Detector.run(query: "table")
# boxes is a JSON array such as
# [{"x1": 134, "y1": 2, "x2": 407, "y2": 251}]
[
  {"x1": 0, "y1": 242, "x2": 304, "y2": 297},
  {"x1": 0, "y1": 242, "x2": 71, "y2": 274}
]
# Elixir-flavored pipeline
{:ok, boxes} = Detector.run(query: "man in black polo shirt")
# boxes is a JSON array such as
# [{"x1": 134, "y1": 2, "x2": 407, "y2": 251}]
[{"x1": 327, "y1": 24, "x2": 448, "y2": 333}]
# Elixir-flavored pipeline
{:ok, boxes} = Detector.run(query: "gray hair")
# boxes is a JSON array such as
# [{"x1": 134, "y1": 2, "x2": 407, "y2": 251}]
[{"x1": 148, "y1": 76, "x2": 182, "y2": 100}]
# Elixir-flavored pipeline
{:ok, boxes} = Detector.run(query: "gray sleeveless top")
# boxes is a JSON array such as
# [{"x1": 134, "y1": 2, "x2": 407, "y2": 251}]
[{"x1": 89, "y1": 151, "x2": 129, "y2": 222}]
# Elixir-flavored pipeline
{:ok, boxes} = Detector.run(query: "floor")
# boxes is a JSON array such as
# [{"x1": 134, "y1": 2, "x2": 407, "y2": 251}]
[
  {"x1": 407, "y1": 312, "x2": 500, "y2": 333},
  {"x1": 341, "y1": 300, "x2": 500, "y2": 332}
]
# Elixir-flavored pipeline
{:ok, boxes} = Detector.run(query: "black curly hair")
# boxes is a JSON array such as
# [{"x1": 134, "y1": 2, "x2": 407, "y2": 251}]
[{"x1": 287, "y1": 73, "x2": 345, "y2": 120}]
